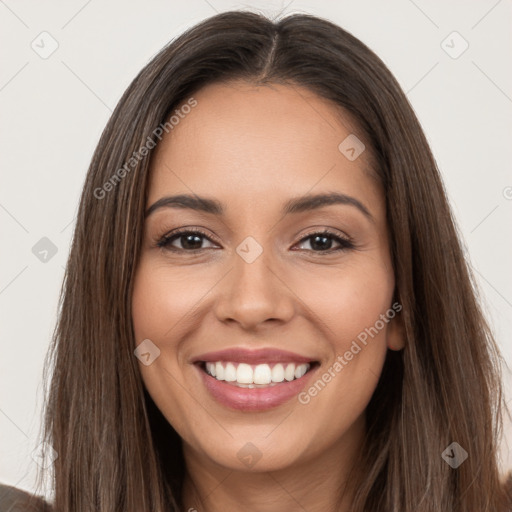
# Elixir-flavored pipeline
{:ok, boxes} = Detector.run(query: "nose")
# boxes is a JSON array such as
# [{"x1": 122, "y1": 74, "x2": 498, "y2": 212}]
[{"x1": 213, "y1": 244, "x2": 295, "y2": 330}]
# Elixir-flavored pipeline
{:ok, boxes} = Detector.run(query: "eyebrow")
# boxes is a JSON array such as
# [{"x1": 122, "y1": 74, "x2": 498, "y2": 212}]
[{"x1": 145, "y1": 192, "x2": 374, "y2": 222}]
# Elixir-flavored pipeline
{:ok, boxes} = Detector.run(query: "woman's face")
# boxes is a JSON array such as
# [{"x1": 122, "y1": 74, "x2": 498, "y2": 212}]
[{"x1": 132, "y1": 80, "x2": 404, "y2": 473}]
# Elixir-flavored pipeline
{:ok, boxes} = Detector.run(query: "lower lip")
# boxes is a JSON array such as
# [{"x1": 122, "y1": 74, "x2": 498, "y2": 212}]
[{"x1": 196, "y1": 364, "x2": 318, "y2": 411}]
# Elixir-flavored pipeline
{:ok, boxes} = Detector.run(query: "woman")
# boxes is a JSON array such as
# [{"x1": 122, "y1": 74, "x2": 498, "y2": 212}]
[{"x1": 6, "y1": 10, "x2": 511, "y2": 512}]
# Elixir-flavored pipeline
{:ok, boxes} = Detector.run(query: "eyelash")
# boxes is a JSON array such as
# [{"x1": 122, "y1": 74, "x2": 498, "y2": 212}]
[{"x1": 155, "y1": 227, "x2": 355, "y2": 255}]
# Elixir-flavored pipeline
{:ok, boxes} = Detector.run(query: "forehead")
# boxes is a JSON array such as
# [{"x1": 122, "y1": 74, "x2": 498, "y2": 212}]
[{"x1": 147, "y1": 80, "x2": 382, "y2": 217}]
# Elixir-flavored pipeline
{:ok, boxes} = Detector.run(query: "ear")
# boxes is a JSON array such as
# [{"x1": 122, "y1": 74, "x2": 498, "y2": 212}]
[{"x1": 386, "y1": 305, "x2": 406, "y2": 351}]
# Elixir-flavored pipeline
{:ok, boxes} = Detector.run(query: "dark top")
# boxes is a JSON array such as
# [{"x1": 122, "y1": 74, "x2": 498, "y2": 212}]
[
  {"x1": 0, "y1": 484, "x2": 52, "y2": 512},
  {"x1": 1, "y1": 475, "x2": 512, "y2": 510}
]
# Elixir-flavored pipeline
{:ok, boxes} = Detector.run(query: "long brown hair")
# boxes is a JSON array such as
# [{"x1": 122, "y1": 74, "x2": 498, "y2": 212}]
[{"x1": 33, "y1": 10, "x2": 511, "y2": 511}]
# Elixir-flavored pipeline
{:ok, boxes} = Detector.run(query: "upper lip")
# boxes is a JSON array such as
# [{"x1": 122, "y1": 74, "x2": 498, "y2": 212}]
[{"x1": 191, "y1": 347, "x2": 317, "y2": 365}]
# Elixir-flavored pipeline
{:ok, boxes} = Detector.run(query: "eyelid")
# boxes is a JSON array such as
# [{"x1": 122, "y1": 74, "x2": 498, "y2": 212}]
[
  {"x1": 297, "y1": 226, "x2": 353, "y2": 244},
  {"x1": 293, "y1": 228, "x2": 355, "y2": 252},
  {"x1": 156, "y1": 227, "x2": 220, "y2": 250}
]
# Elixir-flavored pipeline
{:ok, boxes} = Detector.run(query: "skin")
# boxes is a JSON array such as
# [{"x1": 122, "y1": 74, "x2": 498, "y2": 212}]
[{"x1": 131, "y1": 80, "x2": 405, "y2": 512}]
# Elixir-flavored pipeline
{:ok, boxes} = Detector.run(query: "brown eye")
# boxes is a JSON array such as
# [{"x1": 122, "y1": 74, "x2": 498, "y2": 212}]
[
  {"x1": 157, "y1": 229, "x2": 218, "y2": 252},
  {"x1": 294, "y1": 230, "x2": 355, "y2": 253}
]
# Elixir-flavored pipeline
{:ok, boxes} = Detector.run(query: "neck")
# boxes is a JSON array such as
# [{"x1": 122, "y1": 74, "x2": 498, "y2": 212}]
[{"x1": 181, "y1": 415, "x2": 365, "y2": 512}]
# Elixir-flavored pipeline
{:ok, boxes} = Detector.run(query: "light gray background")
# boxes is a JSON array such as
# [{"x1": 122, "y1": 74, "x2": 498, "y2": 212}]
[{"x1": 1, "y1": 0, "x2": 511, "y2": 499}]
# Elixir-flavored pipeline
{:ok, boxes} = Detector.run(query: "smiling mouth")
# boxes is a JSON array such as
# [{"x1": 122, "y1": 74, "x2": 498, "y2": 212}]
[{"x1": 197, "y1": 360, "x2": 319, "y2": 388}]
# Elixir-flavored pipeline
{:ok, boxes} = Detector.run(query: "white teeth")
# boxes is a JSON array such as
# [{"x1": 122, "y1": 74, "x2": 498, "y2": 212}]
[
  {"x1": 271, "y1": 363, "x2": 285, "y2": 383},
  {"x1": 204, "y1": 361, "x2": 311, "y2": 385},
  {"x1": 215, "y1": 362, "x2": 224, "y2": 380},
  {"x1": 253, "y1": 364, "x2": 272, "y2": 385},
  {"x1": 224, "y1": 362, "x2": 237, "y2": 382},
  {"x1": 295, "y1": 364, "x2": 308, "y2": 379},
  {"x1": 206, "y1": 362, "x2": 216, "y2": 377},
  {"x1": 236, "y1": 363, "x2": 253, "y2": 384},
  {"x1": 284, "y1": 363, "x2": 295, "y2": 381}
]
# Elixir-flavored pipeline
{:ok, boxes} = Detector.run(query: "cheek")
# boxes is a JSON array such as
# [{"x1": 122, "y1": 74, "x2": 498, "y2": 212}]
[
  {"x1": 289, "y1": 257, "x2": 393, "y2": 425},
  {"x1": 131, "y1": 260, "x2": 201, "y2": 441},
  {"x1": 293, "y1": 257, "x2": 394, "y2": 346},
  {"x1": 131, "y1": 259, "x2": 209, "y2": 344}
]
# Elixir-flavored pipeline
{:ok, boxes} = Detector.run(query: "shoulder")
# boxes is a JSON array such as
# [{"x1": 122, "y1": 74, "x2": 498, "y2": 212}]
[
  {"x1": 0, "y1": 483, "x2": 52, "y2": 512},
  {"x1": 502, "y1": 471, "x2": 512, "y2": 511}
]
